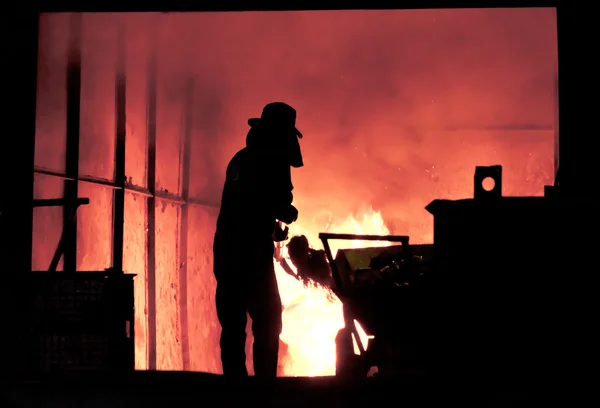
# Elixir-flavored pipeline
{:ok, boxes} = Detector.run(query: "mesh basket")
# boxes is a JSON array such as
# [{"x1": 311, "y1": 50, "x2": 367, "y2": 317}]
[{"x1": 20, "y1": 271, "x2": 135, "y2": 373}]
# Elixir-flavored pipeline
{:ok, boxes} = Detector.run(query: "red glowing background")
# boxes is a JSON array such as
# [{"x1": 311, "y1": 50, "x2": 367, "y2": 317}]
[{"x1": 32, "y1": 8, "x2": 557, "y2": 374}]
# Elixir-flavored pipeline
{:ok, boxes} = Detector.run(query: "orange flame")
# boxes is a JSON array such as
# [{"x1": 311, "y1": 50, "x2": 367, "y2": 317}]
[{"x1": 274, "y1": 207, "x2": 390, "y2": 376}]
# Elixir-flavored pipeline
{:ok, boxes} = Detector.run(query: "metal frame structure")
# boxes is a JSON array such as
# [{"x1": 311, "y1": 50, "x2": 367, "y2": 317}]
[{"x1": 30, "y1": 14, "x2": 219, "y2": 371}]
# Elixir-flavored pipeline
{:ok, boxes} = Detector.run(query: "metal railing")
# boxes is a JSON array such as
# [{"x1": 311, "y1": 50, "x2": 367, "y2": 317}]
[{"x1": 33, "y1": 166, "x2": 220, "y2": 209}]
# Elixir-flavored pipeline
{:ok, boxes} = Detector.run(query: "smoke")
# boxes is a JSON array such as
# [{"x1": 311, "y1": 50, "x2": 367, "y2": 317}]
[
  {"x1": 161, "y1": 8, "x2": 557, "y2": 242},
  {"x1": 39, "y1": 9, "x2": 557, "y2": 237}
]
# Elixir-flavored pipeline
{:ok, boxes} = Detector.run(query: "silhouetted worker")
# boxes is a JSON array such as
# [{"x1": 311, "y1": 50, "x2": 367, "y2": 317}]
[{"x1": 213, "y1": 102, "x2": 304, "y2": 378}]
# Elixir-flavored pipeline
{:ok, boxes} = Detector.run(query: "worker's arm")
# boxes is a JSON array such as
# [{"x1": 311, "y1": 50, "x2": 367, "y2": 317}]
[
  {"x1": 253, "y1": 156, "x2": 298, "y2": 224},
  {"x1": 227, "y1": 152, "x2": 298, "y2": 224}
]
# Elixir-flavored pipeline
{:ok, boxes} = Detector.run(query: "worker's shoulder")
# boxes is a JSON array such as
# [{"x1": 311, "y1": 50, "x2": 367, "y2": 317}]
[
  {"x1": 228, "y1": 148, "x2": 259, "y2": 170},
  {"x1": 226, "y1": 148, "x2": 259, "y2": 181}
]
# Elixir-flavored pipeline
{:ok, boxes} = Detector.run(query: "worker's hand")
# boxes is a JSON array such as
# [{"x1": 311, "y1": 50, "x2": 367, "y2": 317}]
[
  {"x1": 273, "y1": 224, "x2": 289, "y2": 242},
  {"x1": 278, "y1": 205, "x2": 298, "y2": 224},
  {"x1": 289, "y1": 205, "x2": 298, "y2": 222}
]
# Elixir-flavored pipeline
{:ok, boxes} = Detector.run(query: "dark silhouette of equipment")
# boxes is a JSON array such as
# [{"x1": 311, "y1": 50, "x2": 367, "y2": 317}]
[
  {"x1": 319, "y1": 233, "x2": 432, "y2": 378},
  {"x1": 17, "y1": 198, "x2": 135, "y2": 375},
  {"x1": 283, "y1": 235, "x2": 333, "y2": 289},
  {"x1": 426, "y1": 164, "x2": 564, "y2": 385},
  {"x1": 473, "y1": 165, "x2": 502, "y2": 199},
  {"x1": 319, "y1": 164, "x2": 575, "y2": 384}
]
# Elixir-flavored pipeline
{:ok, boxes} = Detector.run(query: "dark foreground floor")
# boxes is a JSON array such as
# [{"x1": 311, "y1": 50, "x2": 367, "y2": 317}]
[{"x1": 1, "y1": 371, "x2": 546, "y2": 408}]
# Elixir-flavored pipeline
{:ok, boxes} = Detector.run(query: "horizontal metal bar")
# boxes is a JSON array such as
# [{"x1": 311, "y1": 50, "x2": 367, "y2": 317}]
[
  {"x1": 188, "y1": 197, "x2": 220, "y2": 208},
  {"x1": 34, "y1": 166, "x2": 219, "y2": 208},
  {"x1": 127, "y1": 186, "x2": 220, "y2": 207},
  {"x1": 33, "y1": 198, "x2": 90, "y2": 208},
  {"x1": 35, "y1": 166, "x2": 117, "y2": 188},
  {"x1": 124, "y1": 184, "x2": 152, "y2": 198},
  {"x1": 318, "y1": 233, "x2": 410, "y2": 244},
  {"x1": 38, "y1": 3, "x2": 544, "y2": 13},
  {"x1": 431, "y1": 125, "x2": 554, "y2": 132},
  {"x1": 155, "y1": 190, "x2": 186, "y2": 205}
]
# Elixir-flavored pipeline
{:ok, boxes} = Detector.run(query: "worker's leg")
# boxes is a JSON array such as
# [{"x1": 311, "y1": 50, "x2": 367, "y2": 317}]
[
  {"x1": 248, "y1": 252, "x2": 282, "y2": 378},
  {"x1": 214, "y1": 252, "x2": 249, "y2": 377}
]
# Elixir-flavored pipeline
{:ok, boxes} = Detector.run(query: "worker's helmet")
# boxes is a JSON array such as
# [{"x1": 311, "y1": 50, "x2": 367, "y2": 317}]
[{"x1": 247, "y1": 102, "x2": 304, "y2": 168}]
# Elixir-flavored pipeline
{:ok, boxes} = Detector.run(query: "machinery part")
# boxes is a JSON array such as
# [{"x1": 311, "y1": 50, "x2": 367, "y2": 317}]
[
  {"x1": 335, "y1": 327, "x2": 355, "y2": 378},
  {"x1": 474, "y1": 165, "x2": 502, "y2": 199},
  {"x1": 285, "y1": 235, "x2": 334, "y2": 289},
  {"x1": 319, "y1": 233, "x2": 423, "y2": 378},
  {"x1": 335, "y1": 327, "x2": 368, "y2": 379},
  {"x1": 20, "y1": 272, "x2": 135, "y2": 375},
  {"x1": 319, "y1": 233, "x2": 411, "y2": 299},
  {"x1": 425, "y1": 165, "x2": 561, "y2": 385}
]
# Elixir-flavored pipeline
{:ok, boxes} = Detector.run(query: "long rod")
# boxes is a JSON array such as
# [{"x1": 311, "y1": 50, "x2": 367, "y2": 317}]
[
  {"x1": 318, "y1": 233, "x2": 409, "y2": 244},
  {"x1": 33, "y1": 166, "x2": 219, "y2": 207},
  {"x1": 63, "y1": 13, "x2": 82, "y2": 273},
  {"x1": 146, "y1": 23, "x2": 158, "y2": 371},
  {"x1": 112, "y1": 18, "x2": 127, "y2": 274}
]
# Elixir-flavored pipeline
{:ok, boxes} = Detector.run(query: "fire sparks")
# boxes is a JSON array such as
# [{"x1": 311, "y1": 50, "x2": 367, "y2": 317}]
[{"x1": 274, "y1": 207, "x2": 390, "y2": 377}]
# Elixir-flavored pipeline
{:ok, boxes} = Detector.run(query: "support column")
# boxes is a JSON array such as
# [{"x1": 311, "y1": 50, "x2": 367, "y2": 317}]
[
  {"x1": 0, "y1": 9, "x2": 38, "y2": 377},
  {"x1": 146, "y1": 25, "x2": 158, "y2": 371},
  {"x1": 112, "y1": 19, "x2": 126, "y2": 273},
  {"x1": 63, "y1": 13, "x2": 82, "y2": 273},
  {"x1": 556, "y1": 6, "x2": 592, "y2": 196}
]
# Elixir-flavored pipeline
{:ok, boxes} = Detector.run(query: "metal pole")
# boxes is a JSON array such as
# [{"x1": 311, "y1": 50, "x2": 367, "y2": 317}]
[
  {"x1": 112, "y1": 18, "x2": 127, "y2": 274},
  {"x1": 146, "y1": 19, "x2": 158, "y2": 371},
  {"x1": 63, "y1": 13, "x2": 82, "y2": 273}
]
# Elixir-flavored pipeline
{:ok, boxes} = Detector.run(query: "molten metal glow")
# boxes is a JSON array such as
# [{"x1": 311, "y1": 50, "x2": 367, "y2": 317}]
[
  {"x1": 274, "y1": 207, "x2": 390, "y2": 376},
  {"x1": 352, "y1": 320, "x2": 374, "y2": 356}
]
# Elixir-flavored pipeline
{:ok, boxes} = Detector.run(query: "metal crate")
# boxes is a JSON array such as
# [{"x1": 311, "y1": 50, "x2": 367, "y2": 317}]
[{"x1": 19, "y1": 271, "x2": 135, "y2": 374}]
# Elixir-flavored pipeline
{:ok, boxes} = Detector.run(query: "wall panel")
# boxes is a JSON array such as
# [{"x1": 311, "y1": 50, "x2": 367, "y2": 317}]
[
  {"x1": 124, "y1": 17, "x2": 149, "y2": 188},
  {"x1": 155, "y1": 202, "x2": 182, "y2": 370},
  {"x1": 76, "y1": 182, "x2": 113, "y2": 270},
  {"x1": 35, "y1": 13, "x2": 69, "y2": 172},
  {"x1": 78, "y1": 13, "x2": 116, "y2": 180},
  {"x1": 123, "y1": 191, "x2": 148, "y2": 370},
  {"x1": 186, "y1": 205, "x2": 220, "y2": 373},
  {"x1": 32, "y1": 174, "x2": 64, "y2": 271},
  {"x1": 155, "y1": 74, "x2": 182, "y2": 195}
]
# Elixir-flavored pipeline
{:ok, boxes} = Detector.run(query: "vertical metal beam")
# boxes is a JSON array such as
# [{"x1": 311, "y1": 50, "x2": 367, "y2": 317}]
[
  {"x1": 0, "y1": 9, "x2": 39, "y2": 377},
  {"x1": 63, "y1": 13, "x2": 82, "y2": 273},
  {"x1": 0, "y1": 11, "x2": 37, "y2": 274},
  {"x1": 178, "y1": 78, "x2": 194, "y2": 371},
  {"x1": 112, "y1": 19, "x2": 126, "y2": 273},
  {"x1": 555, "y1": 6, "x2": 591, "y2": 196},
  {"x1": 146, "y1": 25, "x2": 158, "y2": 371}
]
